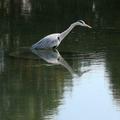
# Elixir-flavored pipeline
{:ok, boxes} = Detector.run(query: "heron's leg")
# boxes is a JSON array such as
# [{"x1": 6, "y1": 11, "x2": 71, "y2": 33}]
[{"x1": 52, "y1": 46, "x2": 57, "y2": 50}]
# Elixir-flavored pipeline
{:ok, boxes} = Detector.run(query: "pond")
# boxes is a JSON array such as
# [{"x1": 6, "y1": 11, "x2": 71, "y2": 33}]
[{"x1": 0, "y1": 0, "x2": 120, "y2": 120}]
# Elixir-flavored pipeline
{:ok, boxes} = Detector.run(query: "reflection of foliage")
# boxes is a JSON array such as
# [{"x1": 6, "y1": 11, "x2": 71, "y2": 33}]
[
  {"x1": 0, "y1": 0, "x2": 120, "y2": 50},
  {"x1": 106, "y1": 49, "x2": 120, "y2": 105},
  {"x1": 0, "y1": 0, "x2": 120, "y2": 22},
  {"x1": 0, "y1": 58, "x2": 69, "y2": 120}
]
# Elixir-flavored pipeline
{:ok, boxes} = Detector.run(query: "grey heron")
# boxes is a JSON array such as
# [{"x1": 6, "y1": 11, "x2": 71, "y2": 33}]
[{"x1": 31, "y1": 20, "x2": 92, "y2": 49}]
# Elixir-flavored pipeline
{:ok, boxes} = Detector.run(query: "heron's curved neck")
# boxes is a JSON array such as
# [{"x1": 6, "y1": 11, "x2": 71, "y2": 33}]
[{"x1": 59, "y1": 22, "x2": 77, "y2": 41}]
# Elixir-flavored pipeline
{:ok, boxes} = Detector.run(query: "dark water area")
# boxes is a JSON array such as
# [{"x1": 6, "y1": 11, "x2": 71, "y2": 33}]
[{"x1": 0, "y1": 0, "x2": 120, "y2": 120}]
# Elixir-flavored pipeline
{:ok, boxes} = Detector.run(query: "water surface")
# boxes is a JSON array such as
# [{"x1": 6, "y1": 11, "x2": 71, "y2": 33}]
[{"x1": 0, "y1": 0, "x2": 120, "y2": 120}]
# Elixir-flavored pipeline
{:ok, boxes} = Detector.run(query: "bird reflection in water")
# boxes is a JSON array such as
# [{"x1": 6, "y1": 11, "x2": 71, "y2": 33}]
[
  {"x1": 31, "y1": 49, "x2": 75, "y2": 76},
  {"x1": 31, "y1": 49, "x2": 89, "y2": 77}
]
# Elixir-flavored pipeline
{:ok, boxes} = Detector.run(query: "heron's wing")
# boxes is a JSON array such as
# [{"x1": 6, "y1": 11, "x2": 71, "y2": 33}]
[
  {"x1": 32, "y1": 34, "x2": 60, "y2": 49},
  {"x1": 32, "y1": 38, "x2": 52, "y2": 49},
  {"x1": 38, "y1": 38, "x2": 51, "y2": 48},
  {"x1": 39, "y1": 38, "x2": 59, "y2": 49}
]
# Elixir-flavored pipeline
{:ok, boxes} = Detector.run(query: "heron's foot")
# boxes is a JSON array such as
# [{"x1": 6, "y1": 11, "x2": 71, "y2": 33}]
[{"x1": 52, "y1": 46, "x2": 57, "y2": 50}]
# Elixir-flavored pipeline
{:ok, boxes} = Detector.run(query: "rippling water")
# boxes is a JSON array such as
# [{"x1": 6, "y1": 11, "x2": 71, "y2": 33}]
[{"x1": 0, "y1": 0, "x2": 120, "y2": 120}]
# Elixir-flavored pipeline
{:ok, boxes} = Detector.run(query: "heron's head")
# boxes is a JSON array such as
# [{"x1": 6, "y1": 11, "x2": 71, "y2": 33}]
[{"x1": 77, "y1": 20, "x2": 92, "y2": 28}]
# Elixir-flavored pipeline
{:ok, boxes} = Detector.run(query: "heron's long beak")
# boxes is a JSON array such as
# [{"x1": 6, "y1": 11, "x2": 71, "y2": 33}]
[{"x1": 85, "y1": 24, "x2": 92, "y2": 28}]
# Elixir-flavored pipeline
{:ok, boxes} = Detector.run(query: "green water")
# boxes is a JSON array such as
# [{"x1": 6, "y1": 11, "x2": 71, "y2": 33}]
[{"x1": 0, "y1": 0, "x2": 120, "y2": 120}]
